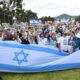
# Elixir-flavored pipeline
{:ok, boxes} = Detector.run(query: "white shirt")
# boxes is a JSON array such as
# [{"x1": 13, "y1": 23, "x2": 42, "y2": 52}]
[
  {"x1": 38, "y1": 37, "x2": 48, "y2": 45},
  {"x1": 57, "y1": 36, "x2": 68, "y2": 51}
]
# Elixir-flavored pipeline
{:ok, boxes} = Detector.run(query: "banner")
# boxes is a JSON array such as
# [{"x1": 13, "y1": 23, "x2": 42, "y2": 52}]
[
  {"x1": 30, "y1": 20, "x2": 39, "y2": 25},
  {"x1": 0, "y1": 41, "x2": 80, "y2": 73}
]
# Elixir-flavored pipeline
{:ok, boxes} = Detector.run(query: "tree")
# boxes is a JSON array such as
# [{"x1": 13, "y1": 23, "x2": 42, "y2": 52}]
[
  {"x1": 8, "y1": 0, "x2": 23, "y2": 23},
  {"x1": 0, "y1": 0, "x2": 24, "y2": 24},
  {"x1": 0, "y1": 1, "x2": 7, "y2": 23},
  {"x1": 39, "y1": 16, "x2": 55, "y2": 23},
  {"x1": 0, "y1": 0, "x2": 38, "y2": 24},
  {"x1": 25, "y1": 10, "x2": 38, "y2": 24},
  {"x1": 10, "y1": 0, "x2": 38, "y2": 23},
  {"x1": 0, "y1": 0, "x2": 16, "y2": 23}
]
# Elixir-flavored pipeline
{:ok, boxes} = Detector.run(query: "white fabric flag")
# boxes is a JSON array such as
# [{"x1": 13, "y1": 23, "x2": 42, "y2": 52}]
[{"x1": 0, "y1": 41, "x2": 80, "y2": 73}]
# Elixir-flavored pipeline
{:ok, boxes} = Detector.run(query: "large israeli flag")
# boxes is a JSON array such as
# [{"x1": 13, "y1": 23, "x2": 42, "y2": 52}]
[{"x1": 0, "y1": 41, "x2": 80, "y2": 73}]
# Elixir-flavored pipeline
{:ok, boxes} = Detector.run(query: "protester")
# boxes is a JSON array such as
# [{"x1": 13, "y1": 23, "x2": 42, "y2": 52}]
[
  {"x1": 29, "y1": 35, "x2": 37, "y2": 44},
  {"x1": 37, "y1": 33, "x2": 48, "y2": 45},
  {"x1": 57, "y1": 32, "x2": 68, "y2": 52},
  {"x1": 49, "y1": 32, "x2": 57, "y2": 47},
  {"x1": 68, "y1": 30, "x2": 77, "y2": 53}
]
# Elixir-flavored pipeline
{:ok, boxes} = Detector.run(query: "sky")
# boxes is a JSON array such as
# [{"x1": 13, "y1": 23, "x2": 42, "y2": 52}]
[
  {"x1": 0, "y1": 0, "x2": 80, "y2": 17},
  {"x1": 6, "y1": 0, "x2": 80, "y2": 18}
]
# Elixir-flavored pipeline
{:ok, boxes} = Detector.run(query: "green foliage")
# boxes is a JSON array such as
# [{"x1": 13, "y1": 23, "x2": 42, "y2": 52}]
[
  {"x1": 0, "y1": 0, "x2": 38, "y2": 24},
  {"x1": 25, "y1": 10, "x2": 38, "y2": 24},
  {"x1": 39, "y1": 16, "x2": 55, "y2": 23},
  {"x1": 0, "y1": 0, "x2": 23, "y2": 23},
  {"x1": 25, "y1": 10, "x2": 37, "y2": 19}
]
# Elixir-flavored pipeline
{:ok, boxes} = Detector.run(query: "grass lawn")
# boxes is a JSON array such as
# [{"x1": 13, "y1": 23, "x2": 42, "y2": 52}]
[{"x1": 0, "y1": 69, "x2": 80, "y2": 80}]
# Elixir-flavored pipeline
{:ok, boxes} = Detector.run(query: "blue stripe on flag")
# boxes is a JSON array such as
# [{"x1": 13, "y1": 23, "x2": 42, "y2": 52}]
[
  {"x1": 0, "y1": 42, "x2": 69, "y2": 56},
  {"x1": 0, "y1": 63, "x2": 80, "y2": 72}
]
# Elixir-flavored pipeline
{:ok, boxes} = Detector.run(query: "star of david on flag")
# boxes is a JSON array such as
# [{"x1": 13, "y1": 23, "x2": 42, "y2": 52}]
[{"x1": 13, "y1": 50, "x2": 29, "y2": 65}]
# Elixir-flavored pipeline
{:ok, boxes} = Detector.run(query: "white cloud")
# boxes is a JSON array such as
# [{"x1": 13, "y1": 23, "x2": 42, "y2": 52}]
[{"x1": 23, "y1": 0, "x2": 80, "y2": 17}]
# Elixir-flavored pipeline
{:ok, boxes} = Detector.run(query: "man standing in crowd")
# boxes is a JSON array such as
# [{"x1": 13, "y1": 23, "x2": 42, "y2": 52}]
[{"x1": 57, "y1": 32, "x2": 68, "y2": 52}]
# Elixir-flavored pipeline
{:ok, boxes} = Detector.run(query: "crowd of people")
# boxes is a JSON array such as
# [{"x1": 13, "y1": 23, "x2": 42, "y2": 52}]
[{"x1": 0, "y1": 19, "x2": 80, "y2": 54}]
